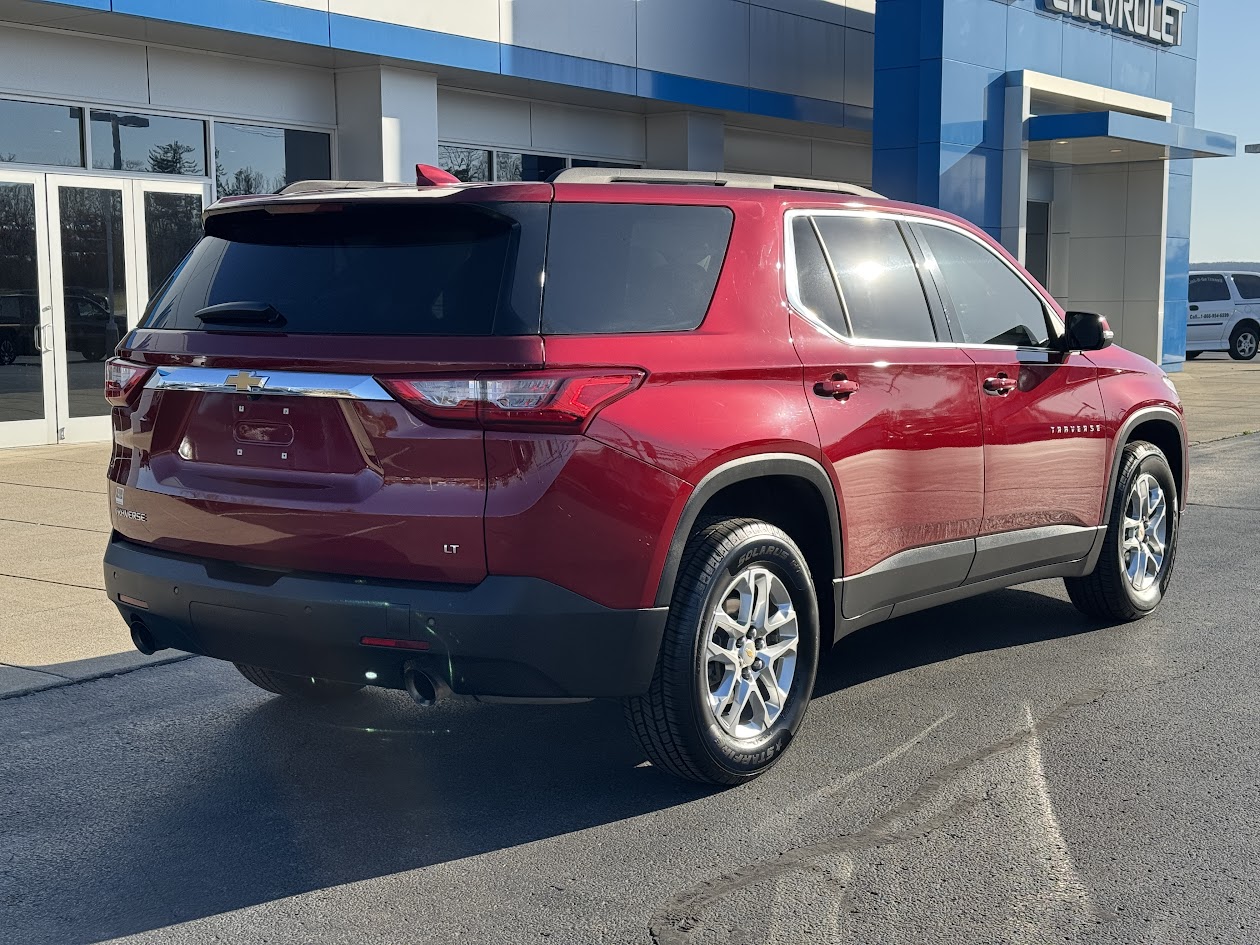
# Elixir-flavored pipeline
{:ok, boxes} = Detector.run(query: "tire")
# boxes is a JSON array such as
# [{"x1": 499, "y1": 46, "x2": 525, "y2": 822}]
[
  {"x1": 1065, "y1": 441, "x2": 1178, "y2": 622},
  {"x1": 1229, "y1": 322, "x2": 1259, "y2": 361},
  {"x1": 0, "y1": 332, "x2": 16, "y2": 366},
  {"x1": 1185, "y1": 350, "x2": 1202, "y2": 361},
  {"x1": 624, "y1": 518, "x2": 821, "y2": 785},
  {"x1": 79, "y1": 345, "x2": 107, "y2": 363},
  {"x1": 234, "y1": 663, "x2": 364, "y2": 701}
]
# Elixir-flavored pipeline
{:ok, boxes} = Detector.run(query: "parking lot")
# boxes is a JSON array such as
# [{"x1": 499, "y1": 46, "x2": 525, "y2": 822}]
[{"x1": 2, "y1": 359, "x2": 1258, "y2": 945}]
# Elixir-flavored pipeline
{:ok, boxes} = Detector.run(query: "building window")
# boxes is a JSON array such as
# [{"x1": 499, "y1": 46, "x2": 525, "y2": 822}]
[
  {"x1": 90, "y1": 110, "x2": 206, "y2": 175},
  {"x1": 495, "y1": 151, "x2": 566, "y2": 182},
  {"x1": 438, "y1": 143, "x2": 640, "y2": 183},
  {"x1": 214, "y1": 122, "x2": 332, "y2": 196},
  {"x1": 0, "y1": 99, "x2": 84, "y2": 168},
  {"x1": 438, "y1": 145, "x2": 491, "y2": 182}
]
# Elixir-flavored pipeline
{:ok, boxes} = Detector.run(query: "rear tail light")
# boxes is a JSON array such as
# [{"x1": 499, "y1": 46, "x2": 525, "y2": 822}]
[
  {"x1": 104, "y1": 358, "x2": 153, "y2": 408},
  {"x1": 379, "y1": 370, "x2": 645, "y2": 432}
]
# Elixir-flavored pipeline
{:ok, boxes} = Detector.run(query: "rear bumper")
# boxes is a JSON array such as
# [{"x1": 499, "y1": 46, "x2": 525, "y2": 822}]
[{"x1": 103, "y1": 535, "x2": 668, "y2": 698}]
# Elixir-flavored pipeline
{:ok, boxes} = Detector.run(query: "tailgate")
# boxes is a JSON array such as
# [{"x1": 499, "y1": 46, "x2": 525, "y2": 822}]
[{"x1": 108, "y1": 195, "x2": 549, "y2": 583}]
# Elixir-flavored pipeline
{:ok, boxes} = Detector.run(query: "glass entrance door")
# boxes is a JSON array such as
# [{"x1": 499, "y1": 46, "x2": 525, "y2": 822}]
[
  {"x1": 0, "y1": 172, "x2": 57, "y2": 448},
  {"x1": 0, "y1": 173, "x2": 206, "y2": 447},
  {"x1": 47, "y1": 176, "x2": 137, "y2": 442}
]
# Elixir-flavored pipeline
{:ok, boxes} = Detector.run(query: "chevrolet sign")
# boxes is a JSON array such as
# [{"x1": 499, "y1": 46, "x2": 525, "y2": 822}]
[{"x1": 1045, "y1": 0, "x2": 1187, "y2": 47}]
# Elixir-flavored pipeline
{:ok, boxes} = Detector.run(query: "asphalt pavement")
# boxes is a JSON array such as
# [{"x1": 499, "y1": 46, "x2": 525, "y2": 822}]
[{"x1": 2, "y1": 435, "x2": 1258, "y2": 945}]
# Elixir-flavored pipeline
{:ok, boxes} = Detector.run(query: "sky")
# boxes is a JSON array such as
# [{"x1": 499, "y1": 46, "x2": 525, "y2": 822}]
[{"x1": 1189, "y1": 1, "x2": 1260, "y2": 262}]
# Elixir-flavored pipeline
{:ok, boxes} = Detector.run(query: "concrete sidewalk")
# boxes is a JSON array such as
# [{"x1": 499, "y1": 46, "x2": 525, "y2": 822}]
[
  {"x1": 0, "y1": 441, "x2": 183, "y2": 697},
  {"x1": 1170, "y1": 351, "x2": 1260, "y2": 444},
  {"x1": 0, "y1": 354, "x2": 1255, "y2": 698}
]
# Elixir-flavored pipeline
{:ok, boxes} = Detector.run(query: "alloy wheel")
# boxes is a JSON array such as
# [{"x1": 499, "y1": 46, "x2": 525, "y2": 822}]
[
  {"x1": 1121, "y1": 473, "x2": 1168, "y2": 592},
  {"x1": 701, "y1": 566, "x2": 799, "y2": 740},
  {"x1": 1236, "y1": 330, "x2": 1258, "y2": 360}
]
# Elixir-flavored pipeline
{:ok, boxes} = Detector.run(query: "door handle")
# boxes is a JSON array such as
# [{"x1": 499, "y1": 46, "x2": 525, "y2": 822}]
[
  {"x1": 814, "y1": 373, "x2": 859, "y2": 399},
  {"x1": 983, "y1": 373, "x2": 1018, "y2": 396},
  {"x1": 1190, "y1": 304, "x2": 1199, "y2": 312},
  {"x1": 33, "y1": 323, "x2": 42, "y2": 352}
]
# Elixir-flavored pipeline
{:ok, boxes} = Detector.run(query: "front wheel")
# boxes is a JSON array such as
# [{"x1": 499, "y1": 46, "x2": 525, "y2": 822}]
[
  {"x1": 1229, "y1": 323, "x2": 1259, "y2": 361},
  {"x1": 0, "y1": 331, "x2": 16, "y2": 366},
  {"x1": 1065, "y1": 441, "x2": 1178, "y2": 622},
  {"x1": 234, "y1": 663, "x2": 364, "y2": 701},
  {"x1": 624, "y1": 518, "x2": 820, "y2": 785}
]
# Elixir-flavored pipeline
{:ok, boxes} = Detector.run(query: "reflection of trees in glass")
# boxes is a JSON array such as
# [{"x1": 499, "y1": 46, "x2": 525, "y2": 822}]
[
  {"x1": 148, "y1": 140, "x2": 200, "y2": 175},
  {"x1": 438, "y1": 146, "x2": 490, "y2": 182},
  {"x1": 0, "y1": 152, "x2": 16, "y2": 164},
  {"x1": 144, "y1": 192, "x2": 203, "y2": 296},
  {"x1": 57, "y1": 188, "x2": 127, "y2": 317},
  {"x1": 495, "y1": 152, "x2": 523, "y2": 182},
  {"x1": 0, "y1": 184, "x2": 38, "y2": 297},
  {"x1": 214, "y1": 147, "x2": 286, "y2": 196}
]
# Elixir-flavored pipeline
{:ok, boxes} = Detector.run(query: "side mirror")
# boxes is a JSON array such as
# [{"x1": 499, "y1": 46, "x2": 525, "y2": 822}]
[{"x1": 1060, "y1": 311, "x2": 1114, "y2": 352}]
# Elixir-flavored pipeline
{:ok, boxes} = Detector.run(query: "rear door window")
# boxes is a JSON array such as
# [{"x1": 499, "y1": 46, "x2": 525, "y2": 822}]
[
  {"x1": 542, "y1": 203, "x2": 733, "y2": 334},
  {"x1": 1230, "y1": 274, "x2": 1260, "y2": 300},
  {"x1": 142, "y1": 202, "x2": 547, "y2": 335},
  {"x1": 810, "y1": 215, "x2": 937, "y2": 343},
  {"x1": 1189, "y1": 274, "x2": 1232, "y2": 304}
]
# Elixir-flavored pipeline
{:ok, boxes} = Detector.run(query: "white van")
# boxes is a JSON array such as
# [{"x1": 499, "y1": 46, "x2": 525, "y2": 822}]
[{"x1": 1187, "y1": 271, "x2": 1260, "y2": 361}]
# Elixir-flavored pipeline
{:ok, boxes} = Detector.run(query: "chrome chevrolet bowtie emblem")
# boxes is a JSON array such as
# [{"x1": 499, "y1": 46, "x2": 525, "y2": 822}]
[{"x1": 226, "y1": 370, "x2": 268, "y2": 393}]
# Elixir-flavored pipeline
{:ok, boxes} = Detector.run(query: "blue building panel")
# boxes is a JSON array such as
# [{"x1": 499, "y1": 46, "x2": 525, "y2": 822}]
[
  {"x1": 115, "y1": 0, "x2": 330, "y2": 46},
  {"x1": 873, "y1": 0, "x2": 1224, "y2": 369}
]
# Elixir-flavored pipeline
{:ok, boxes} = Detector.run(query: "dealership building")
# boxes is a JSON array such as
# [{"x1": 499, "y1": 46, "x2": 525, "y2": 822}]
[{"x1": 0, "y1": 0, "x2": 1234, "y2": 447}]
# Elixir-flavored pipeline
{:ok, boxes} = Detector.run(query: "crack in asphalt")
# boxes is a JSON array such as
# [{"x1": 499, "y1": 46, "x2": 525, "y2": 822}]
[
  {"x1": 647, "y1": 689, "x2": 1108, "y2": 944},
  {"x1": 645, "y1": 645, "x2": 1236, "y2": 945}
]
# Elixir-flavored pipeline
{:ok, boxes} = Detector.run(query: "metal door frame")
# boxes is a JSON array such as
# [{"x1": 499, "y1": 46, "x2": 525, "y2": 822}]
[{"x1": 0, "y1": 170, "x2": 57, "y2": 449}]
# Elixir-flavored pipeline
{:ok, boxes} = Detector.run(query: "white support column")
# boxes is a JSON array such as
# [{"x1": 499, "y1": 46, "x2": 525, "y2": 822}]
[
  {"x1": 335, "y1": 66, "x2": 438, "y2": 182},
  {"x1": 1000, "y1": 82, "x2": 1031, "y2": 261},
  {"x1": 645, "y1": 112, "x2": 725, "y2": 171}
]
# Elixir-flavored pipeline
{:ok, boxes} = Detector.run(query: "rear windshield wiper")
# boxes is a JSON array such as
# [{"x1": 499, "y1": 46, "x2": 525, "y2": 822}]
[{"x1": 195, "y1": 302, "x2": 286, "y2": 326}]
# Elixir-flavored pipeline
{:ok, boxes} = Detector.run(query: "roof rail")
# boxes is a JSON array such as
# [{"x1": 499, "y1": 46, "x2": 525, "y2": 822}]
[
  {"x1": 278, "y1": 179, "x2": 415, "y2": 196},
  {"x1": 551, "y1": 167, "x2": 882, "y2": 198}
]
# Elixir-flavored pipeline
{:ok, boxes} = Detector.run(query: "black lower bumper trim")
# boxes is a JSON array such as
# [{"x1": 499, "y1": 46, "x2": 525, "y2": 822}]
[{"x1": 103, "y1": 536, "x2": 668, "y2": 698}]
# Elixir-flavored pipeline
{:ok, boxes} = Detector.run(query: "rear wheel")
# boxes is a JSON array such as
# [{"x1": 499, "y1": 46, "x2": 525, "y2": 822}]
[
  {"x1": 0, "y1": 331, "x2": 16, "y2": 366},
  {"x1": 1065, "y1": 441, "x2": 1178, "y2": 622},
  {"x1": 234, "y1": 663, "x2": 363, "y2": 701},
  {"x1": 1229, "y1": 322, "x2": 1258, "y2": 361},
  {"x1": 624, "y1": 518, "x2": 820, "y2": 785}
]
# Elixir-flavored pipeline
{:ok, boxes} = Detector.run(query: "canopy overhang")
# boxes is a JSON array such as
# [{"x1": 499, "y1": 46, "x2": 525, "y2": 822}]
[{"x1": 1027, "y1": 111, "x2": 1236, "y2": 165}]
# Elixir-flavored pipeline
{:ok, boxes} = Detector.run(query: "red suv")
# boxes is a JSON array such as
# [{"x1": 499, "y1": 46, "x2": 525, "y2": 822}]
[{"x1": 103, "y1": 167, "x2": 1186, "y2": 785}]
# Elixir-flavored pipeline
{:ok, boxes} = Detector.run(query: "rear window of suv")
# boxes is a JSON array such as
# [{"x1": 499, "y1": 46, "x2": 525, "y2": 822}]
[
  {"x1": 142, "y1": 202, "x2": 547, "y2": 336},
  {"x1": 1231, "y1": 273, "x2": 1260, "y2": 300},
  {"x1": 541, "y1": 203, "x2": 734, "y2": 334}
]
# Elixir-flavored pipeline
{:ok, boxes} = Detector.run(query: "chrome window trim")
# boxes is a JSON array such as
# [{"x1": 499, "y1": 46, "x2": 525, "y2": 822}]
[
  {"x1": 783, "y1": 207, "x2": 1063, "y2": 351},
  {"x1": 146, "y1": 366, "x2": 392, "y2": 401}
]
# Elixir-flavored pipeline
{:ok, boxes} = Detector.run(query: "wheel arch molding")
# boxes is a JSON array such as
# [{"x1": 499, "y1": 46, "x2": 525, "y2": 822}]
[
  {"x1": 653, "y1": 453, "x2": 843, "y2": 609},
  {"x1": 1105, "y1": 405, "x2": 1187, "y2": 521}
]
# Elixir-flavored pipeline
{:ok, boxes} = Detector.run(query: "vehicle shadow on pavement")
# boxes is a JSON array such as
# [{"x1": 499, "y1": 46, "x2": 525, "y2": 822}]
[
  {"x1": 814, "y1": 584, "x2": 1105, "y2": 697},
  {"x1": 1, "y1": 664, "x2": 711, "y2": 945},
  {"x1": 4, "y1": 585, "x2": 1105, "y2": 945}
]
